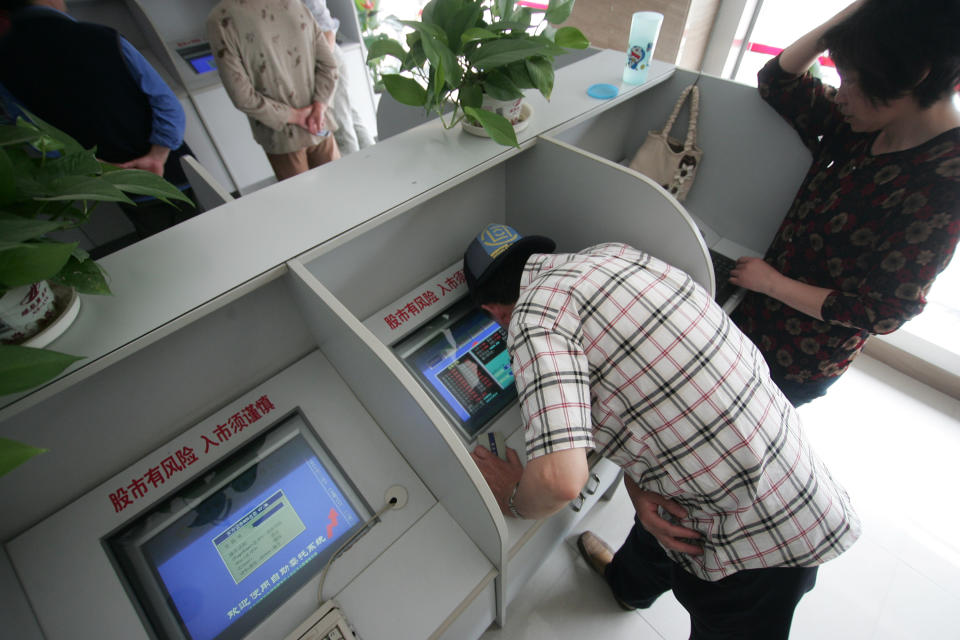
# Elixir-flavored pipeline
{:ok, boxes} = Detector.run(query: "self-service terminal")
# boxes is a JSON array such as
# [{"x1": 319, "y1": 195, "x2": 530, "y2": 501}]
[{"x1": 4, "y1": 55, "x2": 817, "y2": 640}]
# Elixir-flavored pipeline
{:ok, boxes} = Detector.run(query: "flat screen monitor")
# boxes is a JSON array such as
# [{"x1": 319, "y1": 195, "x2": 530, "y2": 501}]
[
  {"x1": 108, "y1": 413, "x2": 370, "y2": 640},
  {"x1": 177, "y1": 43, "x2": 217, "y2": 75},
  {"x1": 392, "y1": 297, "x2": 517, "y2": 440}
]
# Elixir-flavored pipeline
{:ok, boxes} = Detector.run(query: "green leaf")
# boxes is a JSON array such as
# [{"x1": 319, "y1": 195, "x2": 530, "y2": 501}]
[
  {"x1": 0, "y1": 213, "x2": 65, "y2": 242},
  {"x1": 482, "y1": 70, "x2": 523, "y2": 100},
  {"x1": 545, "y1": 0, "x2": 575, "y2": 24},
  {"x1": 0, "y1": 125, "x2": 41, "y2": 148},
  {"x1": 443, "y1": 3, "x2": 483, "y2": 54},
  {"x1": 419, "y1": 30, "x2": 461, "y2": 90},
  {"x1": 50, "y1": 255, "x2": 111, "y2": 295},
  {"x1": 400, "y1": 20, "x2": 448, "y2": 45},
  {"x1": 506, "y1": 60, "x2": 535, "y2": 89},
  {"x1": 17, "y1": 109, "x2": 85, "y2": 156},
  {"x1": 461, "y1": 27, "x2": 497, "y2": 43},
  {"x1": 506, "y1": 6, "x2": 533, "y2": 27},
  {"x1": 34, "y1": 175, "x2": 135, "y2": 205},
  {"x1": 458, "y1": 83, "x2": 483, "y2": 109},
  {"x1": 0, "y1": 241, "x2": 76, "y2": 288},
  {"x1": 101, "y1": 169, "x2": 193, "y2": 206},
  {"x1": 0, "y1": 148, "x2": 15, "y2": 207},
  {"x1": 0, "y1": 437, "x2": 47, "y2": 477},
  {"x1": 0, "y1": 344, "x2": 83, "y2": 396},
  {"x1": 463, "y1": 106, "x2": 519, "y2": 147},
  {"x1": 493, "y1": 0, "x2": 513, "y2": 20},
  {"x1": 525, "y1": 56, "x2": 555, "y2": 98},
  {"x1": 381, "y1": 74, "x2": 429, "y2": 106},
  {"x1": 554, "y1": 25, "x2": 589, "y2": 49},
  {"x1": 46, "y1": 150, "x2": 102, "y2": 180},
  {"x1": 366, "y1": 38, "x2": 408, "y2": 62},
  {"x1": 469, "y1": 39, "x2": 553, "y2": 69}
]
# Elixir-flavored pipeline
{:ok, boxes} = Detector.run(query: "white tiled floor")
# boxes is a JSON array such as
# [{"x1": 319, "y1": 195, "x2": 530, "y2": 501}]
[{"x1": 479, "y1": 354, "x2": 960, "y2": 639}]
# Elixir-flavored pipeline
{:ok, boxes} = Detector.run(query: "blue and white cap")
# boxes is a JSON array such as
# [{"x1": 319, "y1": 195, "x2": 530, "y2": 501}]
[{"x1": 463, "y1": 223, "x2": 555, "y2": 296}]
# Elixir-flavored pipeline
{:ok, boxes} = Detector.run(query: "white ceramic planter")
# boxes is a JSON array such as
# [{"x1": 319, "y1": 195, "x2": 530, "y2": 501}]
[
  {"x1": 461, "y1": 101, "x2": 533, "y2": 138},
  {"x1": 0, "y1": 281, "x2": 81, "y2": 347},
  {"x1": 0, "y1": 281, "x2": 57, "y2": 343},
  {"x1": 480, "y1": 94, "x2": 524, "y2": 124}
]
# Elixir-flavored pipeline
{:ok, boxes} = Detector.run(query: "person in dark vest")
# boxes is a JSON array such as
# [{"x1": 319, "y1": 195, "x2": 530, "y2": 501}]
[{"x1": 0, "y1": 0, "x2": 199, "y2": 246}]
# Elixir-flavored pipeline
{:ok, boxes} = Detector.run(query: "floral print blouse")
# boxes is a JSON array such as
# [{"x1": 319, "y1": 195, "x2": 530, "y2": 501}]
[{"x1": 731, "y1": 56, "x2": 960, "y2": 385}]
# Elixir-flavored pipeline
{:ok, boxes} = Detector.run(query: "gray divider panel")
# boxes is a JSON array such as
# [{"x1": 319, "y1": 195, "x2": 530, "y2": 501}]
[
  {"x1": 552, "y1": 68, "x2": 813, "y2": 255},
  {"x1": 506, "y1": 137, "x2": 713, "y2": 294},
  {"x1": 284, "y1": 263, "x2": 506, "y2": 573}
]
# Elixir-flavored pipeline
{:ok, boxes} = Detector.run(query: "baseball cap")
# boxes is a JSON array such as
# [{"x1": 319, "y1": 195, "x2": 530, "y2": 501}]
[{"x1": 463, "y1": 223, "x2": 555, "y2": 296}]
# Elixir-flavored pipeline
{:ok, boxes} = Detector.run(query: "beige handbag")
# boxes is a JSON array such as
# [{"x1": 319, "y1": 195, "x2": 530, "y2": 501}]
[{"x1": 629, "y1": 84, "x2": 702, "y2": 202}]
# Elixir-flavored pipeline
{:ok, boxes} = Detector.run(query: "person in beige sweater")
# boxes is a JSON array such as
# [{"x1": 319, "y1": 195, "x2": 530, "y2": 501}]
[{"x1": 207, "y1": 0, "x2": 340, "y2": 180}]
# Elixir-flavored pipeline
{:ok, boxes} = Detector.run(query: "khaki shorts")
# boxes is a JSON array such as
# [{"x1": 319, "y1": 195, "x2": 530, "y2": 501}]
[{"x1": 266, "y1": 134, "x2": 340, "y2": 181}]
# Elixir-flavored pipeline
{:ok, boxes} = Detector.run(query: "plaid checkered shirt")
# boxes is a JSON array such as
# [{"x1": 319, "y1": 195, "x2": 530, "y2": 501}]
[{"x1": 510, "y1": 243, "x2": 861, "y2": 581}]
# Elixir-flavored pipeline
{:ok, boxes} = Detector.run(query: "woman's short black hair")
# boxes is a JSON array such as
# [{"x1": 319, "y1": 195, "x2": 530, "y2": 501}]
[
  {"x1": 470, "y1": 248, "x2": 535, "y2": 307},
  {"x1": 823, "y1": 0, "x2": 960, "y2": 108}
]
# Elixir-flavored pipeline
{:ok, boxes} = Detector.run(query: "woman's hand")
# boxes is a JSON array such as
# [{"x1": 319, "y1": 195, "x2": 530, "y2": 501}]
[
  {"x1": 729, "y1": 257, "x2": 782, "y2": 296},
  {"x1": 623, "y1": 477, "x2": 703, "y2": 555},
  {"x1": 730, "y1": 256, "x2": 833, "y2": 320}
]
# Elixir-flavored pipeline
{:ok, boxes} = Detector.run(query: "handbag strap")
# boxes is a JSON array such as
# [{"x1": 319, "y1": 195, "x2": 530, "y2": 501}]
[{"x1": 661, "y1": 84, "x2": 700, "y2": 151}]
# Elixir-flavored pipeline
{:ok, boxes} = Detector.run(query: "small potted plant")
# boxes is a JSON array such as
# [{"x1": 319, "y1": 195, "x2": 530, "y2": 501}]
[
  {"x1": 367, "y1": 0, "x2": 589, "y2": 146},
  {"x1": 0, "y1": 111, "x2": 190, "y2": 474}
]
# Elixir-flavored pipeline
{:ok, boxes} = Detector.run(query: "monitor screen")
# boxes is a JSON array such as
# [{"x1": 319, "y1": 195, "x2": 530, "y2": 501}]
[
  {"x1": 187, "y1": 54, "x2": 217, "y2": 74},
  {"x1": 393, "y1": 297, "x2": 517, "y2": 439},
  {"x1": 108, "y1": 413, "x2": 369, "y2": 640}
]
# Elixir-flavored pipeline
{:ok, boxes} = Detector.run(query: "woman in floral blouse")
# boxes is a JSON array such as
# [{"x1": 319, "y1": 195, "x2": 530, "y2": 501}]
[{"x1": 729, "y1": 0, "x2": 960, "y2": 406}]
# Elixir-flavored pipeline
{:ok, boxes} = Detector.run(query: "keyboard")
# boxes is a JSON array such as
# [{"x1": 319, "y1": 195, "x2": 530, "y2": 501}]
[
  {"x1": 286, "y1": 601, "x2": 357, "y2": 640},
  {"x1": 710, "y1": 250, "x2": 739, "y2": 306}
]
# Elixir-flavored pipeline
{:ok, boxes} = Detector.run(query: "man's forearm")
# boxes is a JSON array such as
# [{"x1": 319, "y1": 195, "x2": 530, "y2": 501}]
[{"x1": 512, "y1": 448, "x2": 589, "y2": 519}]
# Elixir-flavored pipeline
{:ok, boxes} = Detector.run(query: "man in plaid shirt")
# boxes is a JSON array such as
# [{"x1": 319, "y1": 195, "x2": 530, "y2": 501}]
[{"x1": 464, "y1": 224, "x2": 860, "y2": 639}]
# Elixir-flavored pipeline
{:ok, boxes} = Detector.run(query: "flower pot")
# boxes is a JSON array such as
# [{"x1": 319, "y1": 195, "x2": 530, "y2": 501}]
[
  {"x1": 481, "y1": 94, "x2": 524, "y2": 124},
  {"x1": 0, "y1": 281, "x2": 80, "y2": 347},
  {"x1": 462, "y1": 100, "x2": 533, "y2": 138}
]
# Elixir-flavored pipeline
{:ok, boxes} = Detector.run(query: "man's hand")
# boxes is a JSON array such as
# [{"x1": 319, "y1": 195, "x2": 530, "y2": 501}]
[
  {"x1": 288, "y1": 102, "x2": 327, "y2": 135},
  {"x1": 288, "y1": 105, "x2": 318, "y2": 134},
  {"x1": 119, "y1": 145, "x2": 170, "y2": 176},
  {"x1": 471, "y1": 444, "x2": 523, "y2": 514},
  {"x1": 306, "y1": 101, "x2": 326, "y2": 135},
  {"x1": 623, "y1": 476, "x2": 703, "y2": 555}
]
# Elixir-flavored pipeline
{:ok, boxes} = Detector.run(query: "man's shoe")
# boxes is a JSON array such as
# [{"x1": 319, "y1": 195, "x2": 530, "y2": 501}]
[{"x1": 577, "y1": 531, "x2": 636, "y2": 611}]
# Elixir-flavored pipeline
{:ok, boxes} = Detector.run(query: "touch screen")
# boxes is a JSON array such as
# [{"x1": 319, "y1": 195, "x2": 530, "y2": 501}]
[
  {"x1": 394, "y1": 298, "x2": 517, "y2": 439},
  {"x1": 109, "y1": 414, "x2": 368, "y2": 640},
  {"x1": 187, "y1": 54, "x2": 217, "y2": 74}
]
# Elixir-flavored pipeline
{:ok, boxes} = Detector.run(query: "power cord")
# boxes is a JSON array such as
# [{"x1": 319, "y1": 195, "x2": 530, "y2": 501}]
[{"x1": 317, "y1": 485, "x2": 407, "y2": 603}]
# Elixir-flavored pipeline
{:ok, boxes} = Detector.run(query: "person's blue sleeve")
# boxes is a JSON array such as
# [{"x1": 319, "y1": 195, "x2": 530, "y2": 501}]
[{"x1": 119, "y1": 37, "x2": 185, "y2": 150}]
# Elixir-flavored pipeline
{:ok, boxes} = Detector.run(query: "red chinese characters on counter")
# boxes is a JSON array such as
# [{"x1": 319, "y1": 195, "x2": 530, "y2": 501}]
[
  {"x1": 383, "y1": 269, "x2": 466, "y2": 331},
  {"x1": 108, "y1": 395, "x2": 277, "y2": 513}
]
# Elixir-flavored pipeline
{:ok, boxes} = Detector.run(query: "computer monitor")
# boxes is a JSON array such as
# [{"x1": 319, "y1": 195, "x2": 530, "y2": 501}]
[
  {"x1": 392, "y1": 297, "x2": 517, "y2": 440},
  {"x1": 108, "y1": 413, "x2": 370, "y2": 640}
]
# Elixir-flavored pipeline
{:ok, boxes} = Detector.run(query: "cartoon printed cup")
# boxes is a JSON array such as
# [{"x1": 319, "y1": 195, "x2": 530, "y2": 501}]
[{"x1": 622, "y1": 11, "x2": 663, "y2": 85}]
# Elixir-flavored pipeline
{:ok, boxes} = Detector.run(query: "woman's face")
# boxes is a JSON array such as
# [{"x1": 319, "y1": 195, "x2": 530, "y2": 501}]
[{"x1": 834, "y1": 67, "x2": 914, "y2": 132}]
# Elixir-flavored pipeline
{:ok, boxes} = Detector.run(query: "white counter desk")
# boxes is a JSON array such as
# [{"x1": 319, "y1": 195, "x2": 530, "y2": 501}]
[{"x1": 1, "y1": 50, "x2": 815, "y2": 640}]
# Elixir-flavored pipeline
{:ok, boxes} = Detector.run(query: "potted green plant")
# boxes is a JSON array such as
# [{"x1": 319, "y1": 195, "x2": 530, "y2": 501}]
[
  {"x1": 0, "y1": 111, "x2": 191, "y2": 475},
  {"x1": 367, "y1": 0, "x2": 589, "y2": 147}
]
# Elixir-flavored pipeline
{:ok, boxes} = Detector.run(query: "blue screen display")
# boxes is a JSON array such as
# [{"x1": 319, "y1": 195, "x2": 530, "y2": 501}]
[
  {"x1": 400, "y1": 304, "x2": 517, "y2": 438},
  {"x1": 139, "y1": 430, "x2": 363, "y2": 640},
  {"x1": 188, "y1": 54, "x2": 217, "y2": 74}
]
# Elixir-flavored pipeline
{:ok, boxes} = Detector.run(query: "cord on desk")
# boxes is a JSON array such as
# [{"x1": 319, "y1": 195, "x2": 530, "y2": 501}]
[{"x1": 317, "y1": 495, "x2": 399, "y2": 603}]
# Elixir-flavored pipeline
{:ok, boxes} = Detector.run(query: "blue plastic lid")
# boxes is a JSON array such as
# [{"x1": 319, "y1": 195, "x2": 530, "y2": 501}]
[{"x1": 587, "y1": 83, "x2": 618, "y2": 100}]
